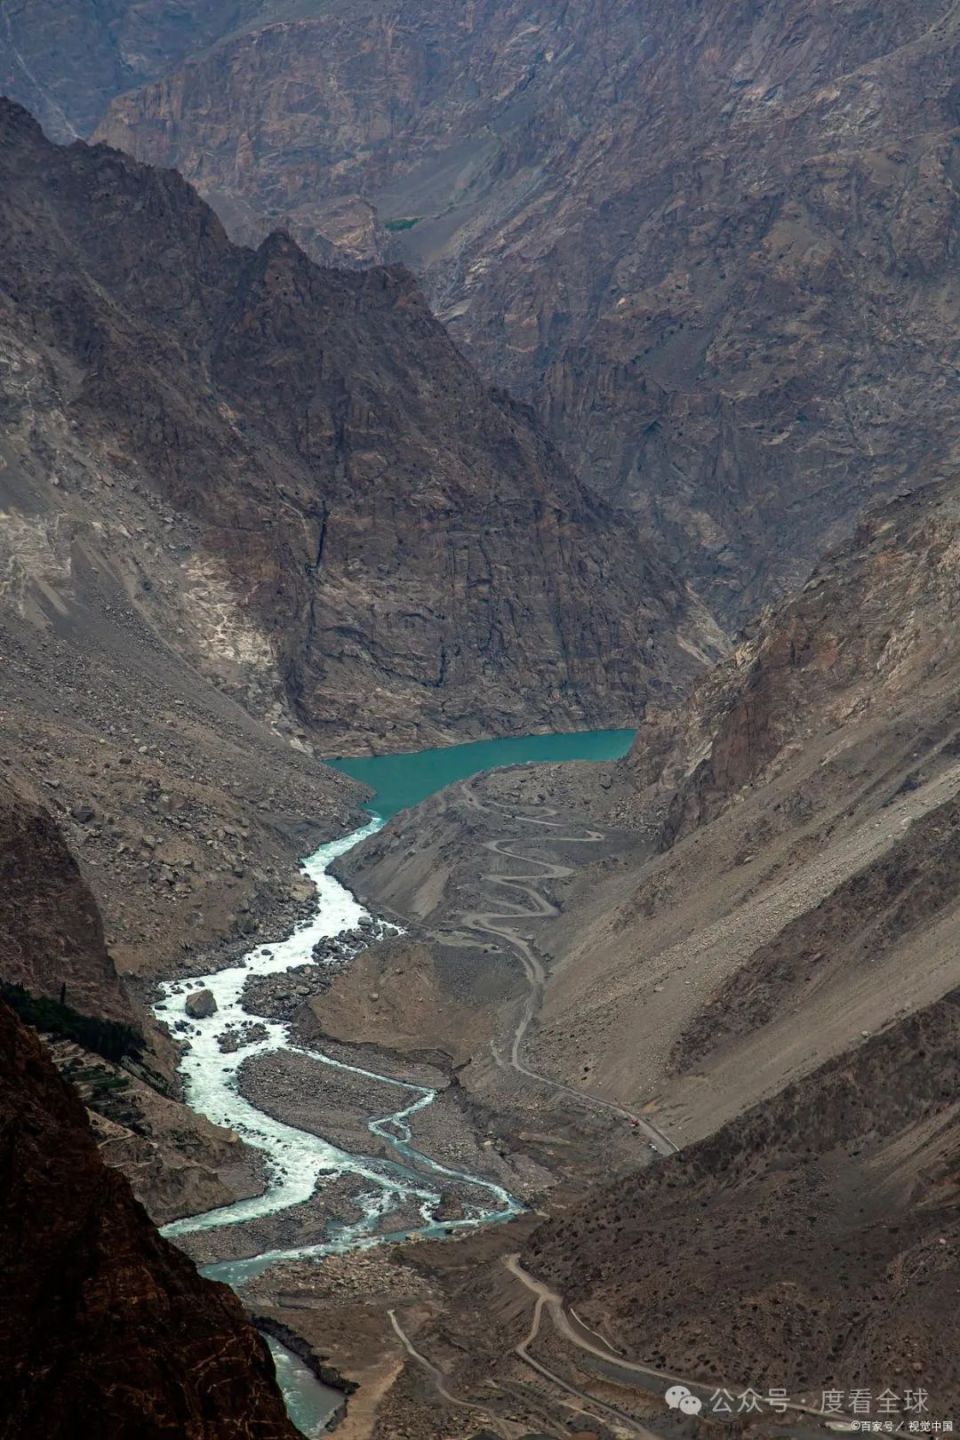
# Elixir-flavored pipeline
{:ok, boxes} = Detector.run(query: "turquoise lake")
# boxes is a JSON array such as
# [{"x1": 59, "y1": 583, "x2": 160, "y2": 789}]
[{"x1": 326, "y1": 728, "x2": 635, "y2": 821}]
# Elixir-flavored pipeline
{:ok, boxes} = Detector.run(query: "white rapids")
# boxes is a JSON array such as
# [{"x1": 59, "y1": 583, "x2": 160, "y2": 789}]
[{"x1": 152, "y1": 817, "x2": 521, "y2": 1285}]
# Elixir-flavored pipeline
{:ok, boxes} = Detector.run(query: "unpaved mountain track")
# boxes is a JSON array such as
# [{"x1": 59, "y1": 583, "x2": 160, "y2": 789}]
[
  {"x1": 509, "y1": 1258, "x2": 657, "y2": 1438},
  {"x1": 386, "y1": 1309, "x2": 480, "y2": 1413},
  {"x1": 503, "y1": 1255, "x2": 832, "y2": 1439},
  {"x1": 389, "y1": 1301, "x2": 630, "y2": 1438},
  {"x1": 445, "y1": 793, "x2": 678, "y2": 1156}
]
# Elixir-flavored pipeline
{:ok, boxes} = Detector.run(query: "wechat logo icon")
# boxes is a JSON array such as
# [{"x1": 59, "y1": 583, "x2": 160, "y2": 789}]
[{"x1": 666, "y1": 1384, "x2": 703, "y2": 1416}]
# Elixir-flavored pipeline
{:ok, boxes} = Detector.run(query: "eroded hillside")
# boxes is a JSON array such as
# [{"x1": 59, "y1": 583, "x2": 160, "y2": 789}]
[
  {"x1": 341, "y1": 472, "x2": 960, "y2": 1149},
  {"x1": 527, "y1": 987, "x2": 960, "y2": 1404},
  {"x1": 326, "y1": 460, "x2": 960, "y2": 1438}
]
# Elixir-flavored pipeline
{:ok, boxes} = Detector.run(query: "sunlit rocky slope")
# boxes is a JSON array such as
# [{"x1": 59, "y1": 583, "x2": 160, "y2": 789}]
[{"x1": 337, "y1": 472, "x2": 960, "y2": 1409}]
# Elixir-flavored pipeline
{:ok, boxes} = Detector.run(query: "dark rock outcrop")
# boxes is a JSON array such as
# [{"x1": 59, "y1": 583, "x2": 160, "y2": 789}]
[
  {"x1": 0, "y1": 777, "x2": 134, "y2": 1024},
  {"x1": 0, "y1": 996, "x2": 299, "y2": 1440},
  {"x1": 0, "y1": 773, "x2": 296, "y2": 1436}
]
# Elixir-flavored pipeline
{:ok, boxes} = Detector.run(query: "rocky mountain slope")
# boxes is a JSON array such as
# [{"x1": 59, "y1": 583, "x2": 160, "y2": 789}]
[
  {"x1": 0, "y1": 780, "x2": 297, "y2": 1434},
  {"x1": 329, "y1": 461, "x2": 960, "y2": 1435},
  {"x1": 343, "y1": 468, "x2": 960, "y2": 1145},
  {"x1": 0, "y1": 778, "x2": 135, "y2": 1023},
  {"x1": 572, "y1": 473, "x2": 960, "y2": 1136},
  {"x1": 526, "y1": 986, "x2": 960, "y2": 1405},
  {"x1": 0, "y1": 995, "x2": 299, "y2": 1440},
  {"x1": 51, "y1": 0, "x2": 960, "y2": 619},
  {"x1": 0, "y1": 0, "x2": 260, "y2": 140},
  {"x1": 0, "y1": 773, "x2": 266, "y2": 1222},
  {"x1": 0, "y1": 97, "x2": 716, "y2": 765}
]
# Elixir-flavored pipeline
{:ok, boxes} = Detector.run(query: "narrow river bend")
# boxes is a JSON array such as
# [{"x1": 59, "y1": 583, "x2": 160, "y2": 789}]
[{"x1": 153, "y1": 729, "x2": 634, "y2": 1435}]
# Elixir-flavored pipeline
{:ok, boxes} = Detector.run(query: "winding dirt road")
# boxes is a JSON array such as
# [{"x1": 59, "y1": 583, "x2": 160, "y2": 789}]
[
  {"x1": 386, "y1": 1309, "x2": 478, "y2": 1412},
  {"x1": 504, "y1": 1254, "x2": 835, "y2": 1439},
  {"x1": 508, "y1": 1256, "x2": 659, "y2": 1439},
  {"x1": 450, "y1": 793, "x2": 677, "y2": 1156},
  {"x1": 389, "y1": 1286, "x2": 656, "y2": 1437}
]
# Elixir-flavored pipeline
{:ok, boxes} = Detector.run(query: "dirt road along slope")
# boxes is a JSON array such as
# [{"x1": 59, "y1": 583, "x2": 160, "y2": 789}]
[
  {"x1": 441, "y1": 476, "x2": 960, "y2": 1141},
  {"x1": 525, "y1": 987, "x2": 960, "y2": 1408},
  {"x1": 342, "y1": 474, "x2": 960, "y2": 1155}
]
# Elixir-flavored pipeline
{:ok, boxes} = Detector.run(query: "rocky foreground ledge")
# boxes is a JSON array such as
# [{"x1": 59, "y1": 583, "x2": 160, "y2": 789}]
[{"x1": 0, "y1": 999, "x2": 300, "y2": 1440}]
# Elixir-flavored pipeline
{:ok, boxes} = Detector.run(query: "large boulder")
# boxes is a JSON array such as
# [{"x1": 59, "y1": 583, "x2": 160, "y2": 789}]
[{"x1": 185, "y1": 988, "x2": 217, "y2": 1019}]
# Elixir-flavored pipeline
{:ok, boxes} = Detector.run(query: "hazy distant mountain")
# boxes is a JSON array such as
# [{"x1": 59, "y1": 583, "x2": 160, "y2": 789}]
[{"x1": 32, "y1": 0, "x2": 959, "y2": 620}]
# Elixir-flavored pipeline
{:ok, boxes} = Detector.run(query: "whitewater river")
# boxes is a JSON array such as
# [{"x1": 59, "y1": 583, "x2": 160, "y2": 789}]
[{"x1": 153, "y1": 729, "x2": 633, "y2": 1436}]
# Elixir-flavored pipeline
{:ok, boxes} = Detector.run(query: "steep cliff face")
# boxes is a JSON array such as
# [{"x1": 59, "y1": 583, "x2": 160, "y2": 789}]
[
  {"x1": 0, "y1": 779, "x2": 292, "y2": 1426},
  {"x1": 621, "y1": 476, "x2": 960, "y2": 846},
  {"x1": 0, "y1": 778, "x2": 134, "y2": 1024},
  {"x1": 0, "y1": 770, "x2": 268, "y2": 1226},
  {"x1": 494, "y1": 472, "x2": 960, "y2": 1129},
  {"x1": 81, "y1": 0, "x2": 960, "y2": 618},
  {"x1": 0, "y1": 997, "x2": 298, "y2": 1440},
  {"x1": 0, "y1": 0, "x2": 258, "y2": 140},
  {"x1": 0, "y1": 95, "x2": 367, "y2": 981},
  {"x1": 0, "y1": 98, "x2": 716, "y2": 756}
]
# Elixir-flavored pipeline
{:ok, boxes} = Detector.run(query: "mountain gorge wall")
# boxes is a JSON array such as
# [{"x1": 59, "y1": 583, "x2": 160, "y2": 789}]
[
  {"x1": 330, "y1": 467, "x2": 960, "y2": 1423},
  {"x1": 0, "y1": 97, "x2": 717, "y2": 761},
  {"x1": 0, "y1": 777, "x2": 298, "y2": 1438},
  {"x1": 342, "y1": 468, "x2": 960, "y2": 1152},
  {"x1": 68, "y1": 0, "x2": 960, "y2": 620}
]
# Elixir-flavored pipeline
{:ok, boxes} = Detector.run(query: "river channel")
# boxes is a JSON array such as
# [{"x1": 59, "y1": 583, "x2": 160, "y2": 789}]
[{"x1": 153, "y1": 729, "x2": 633, "y2": 1434}]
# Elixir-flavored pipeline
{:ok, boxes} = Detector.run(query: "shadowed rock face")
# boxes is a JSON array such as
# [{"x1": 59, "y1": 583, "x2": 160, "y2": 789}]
[
  {"x1": 0, "y1": 776, "x2": 258, "y2": 1242},
  {"x1": 0, "y1": 98, "x2": 717, "y2": 755},
  {"x1": 58, "y1": 0, "x2": 960, "y2": 620},
  {"x1": 0, "y1": 777, "x2": 134, "y2": 1024},
  {"x1": 0, "y1": 775, "x2": 297, "y2": 1437},
  {"x1": 0, "y1": 997, "x2": 299, "y2": 1440},
  {"x1": 0, "y1": 0, "x2": 259, "y2": 140},
  {"x1": 620, "y1": 475, "x2": 960, "y2": 848}
]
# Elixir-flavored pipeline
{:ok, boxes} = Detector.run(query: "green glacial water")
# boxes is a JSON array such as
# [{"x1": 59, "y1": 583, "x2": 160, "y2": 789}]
[
  {"x1": 264, "y1": 1336, "x2": 344, "y2": 1436},
  {"x1": 326, "y1": 727, "x2": 635, "y2": 821}
]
